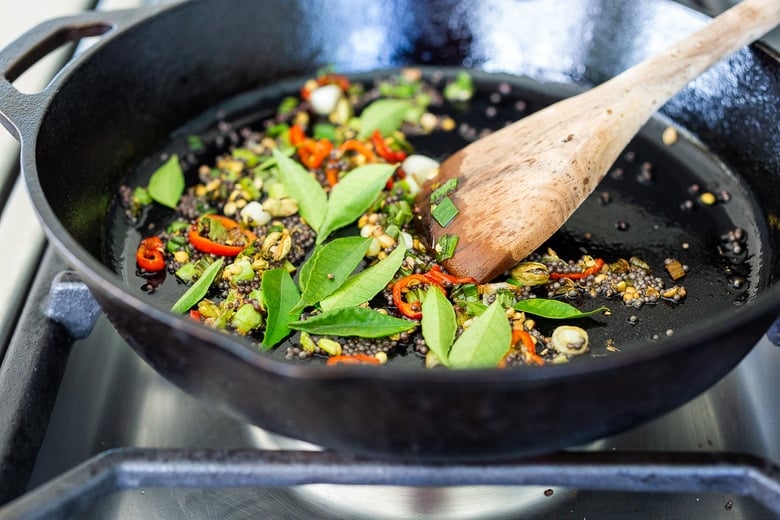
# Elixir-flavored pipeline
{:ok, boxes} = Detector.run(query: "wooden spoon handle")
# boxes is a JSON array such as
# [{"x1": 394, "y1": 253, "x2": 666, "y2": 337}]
[
  {"x1": 423, "y1": 0, "x2": 780, "y2": 282},
  {"x1": 609, "y1": 0, "x2": 780, "y2": 108},
  {"x1": 555, "y1": 0, "x2": 780, "y2": 208}
]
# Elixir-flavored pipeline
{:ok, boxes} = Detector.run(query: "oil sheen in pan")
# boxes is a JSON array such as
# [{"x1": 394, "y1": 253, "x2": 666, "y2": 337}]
[{"x1": 109, "y1": 69, "x2": 764, "y2": 367}]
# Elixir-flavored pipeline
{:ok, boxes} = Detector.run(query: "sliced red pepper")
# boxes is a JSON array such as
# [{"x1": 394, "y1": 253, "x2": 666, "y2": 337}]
[
  {"x1": 135, "y1": 236, "x2": 166, "y2": 272},
  {"x1": 189, "y1": 309, "x2": 202, "y2": 321},
  {"x1": 289, "y1": 124, "x2": 306, "y2": 146},
  {"x1": 326, "y1": 353, "x2": 381, "y2": 366},
  {"x1": 424, "y1": 265, "x2": 478, "y2": 286},
  {"x1": 512, "y1": 329, "x2": 545, "y2": 366},
  {"x1": 297, "y1": 138, "x2": 333, "y2": 169},
  {"x1": 188, "y1": 214, "x2": 257, "y2": 257},
  {"x1": 371, "y1": 130, "x2": 407, "y2": 163},
  {"x1": 549, "y1": 258, "x2": 605, "y2": 280},
  {"x1": 325, "y1": 167, "x2": 340, "y2": 188},
  {"x1": 339, "y1": 139, "x2": 376, "y2": 163},
  {"x1": 392, "y1": 274, "x2": 444, "y2": 320}
]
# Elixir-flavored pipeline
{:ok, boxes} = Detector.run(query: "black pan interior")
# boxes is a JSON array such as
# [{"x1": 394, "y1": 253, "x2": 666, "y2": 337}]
[{"x1": 107, "y1": 69, "x2": 767, "y2": 366}]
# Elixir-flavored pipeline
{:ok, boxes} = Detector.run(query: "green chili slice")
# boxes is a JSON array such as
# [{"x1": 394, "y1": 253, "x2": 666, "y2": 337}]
[
  {"x1": 431, "y1": 196, "x2": 459, "y2": 227},
  {"x1": 430, "y1": 178, "x2": 458, "y2": 205},
  {"x1": 435, "y1": 234, "x2": 459, "y2": 261}
]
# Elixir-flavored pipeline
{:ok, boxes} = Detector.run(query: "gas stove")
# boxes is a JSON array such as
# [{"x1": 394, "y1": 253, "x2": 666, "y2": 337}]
[{"x1": 1, "y1": 1, "x2": 780, "y2": 519}]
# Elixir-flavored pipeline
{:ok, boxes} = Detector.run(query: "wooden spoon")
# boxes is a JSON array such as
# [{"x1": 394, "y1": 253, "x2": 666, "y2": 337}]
[{"x1": 416, "y1": 0, "x2": 780, "y2": 283}]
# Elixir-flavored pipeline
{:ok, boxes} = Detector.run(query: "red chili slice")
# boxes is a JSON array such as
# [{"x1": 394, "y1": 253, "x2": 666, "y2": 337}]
[
  {"x1": 135, "y1": 236, "x2": 166, "y2": 272},
  {"x1": 371, "y1": 130, "x2": 407, "y2": 163},
  {"x1": 424, "y1": 265, "x2": 478, "y2": 286},
  {"x1": 339, "y1": 139, "x2": 376, "y2": 163},
  {"x1": 326, "y1": 353, "x2": 382, "y2": 366},
  {"x1": 297, "y1": 138, "x2": 333, "y2": 169},
  {"x1": 513, "y1": 329, "x2": 545, "y2": 366},
  {"x1": 289, "y1": 123, "x2": 306, "y2": 146},
  {"x1": 325, "y1": 168, "x2": 340, "y2": 187},
  {"x1": 392, "y1": 274, "x2": 445, "y2": 320},
  {"x1": 188, "y1": 214, "x2": 256, "y2": 257}
]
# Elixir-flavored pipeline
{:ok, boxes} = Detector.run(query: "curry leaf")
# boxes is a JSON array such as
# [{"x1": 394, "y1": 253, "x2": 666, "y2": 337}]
[
  {"x1": 148, "y1": 154, "x2": 185, "y2": 209},
  {"x1": 320, "y1": 243, "x2": 406, "y2": 312},
  {"x1": 513, "y1": 299, "x2": 609, "y2": 319},
  {"x1": 272, "y1": 148, "x2": 328, "y2": 231},
  {"x1": 297, "y1": 243, "x2": 322, "y2": 295},
  {"x1": 293, "y1": 236, "x2": 372, "y2": 311},
  {"x1": 358, "y1": 99, "x2": 414, "y2": 138},
  {"x1": 288, "y1": 307, "x2": 416, "y2": 338},
  {"x1": 421, "y1": 286, "x2": 457, "y2": 366},
  {"x1": 170, "y1": 258, "x2": 223, "y2": 314},
  {"x1": 260, "y1": 268, "x2": 302, "y2": 350},
  {"x1": 448, "y1": 301, "x2": 511, "y2": 369},
  {"x1": 317, "y1": 164, "x2": 396, "y2": 244}
]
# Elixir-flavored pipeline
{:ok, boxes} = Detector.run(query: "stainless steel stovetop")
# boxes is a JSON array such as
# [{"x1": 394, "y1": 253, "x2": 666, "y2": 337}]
[
  {"x1": 0, "y1": 1, "x2": 779, "y2": 519},
  {"x1": 23, "y1": 290, "x2": 780, "y2": 518}
]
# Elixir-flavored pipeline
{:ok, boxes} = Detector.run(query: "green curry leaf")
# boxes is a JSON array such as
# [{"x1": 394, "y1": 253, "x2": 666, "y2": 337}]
[
  {"x1": 513, "y1": 299, "x2": 609, "y2": 319},
  {"x1": 288, "y1": 307, "x2": 416, "y2": 338},
  {"x1": 317, "y1": 164, "x2": 397, "y2": 244},
  {"x1": 261, "y1": 268, "x2": 302, "y2": 350},
  {"x1": 448, "y1": 300, "x2": 511, "y2": 369},
  {"x1": 297, "y1": 243, "x2": 322, "y2": 295},
  {"x1": 148, "y1": 154, "x2": 185, "y2": 209},
  {"x1": 320, "y1": 243, "x2": 406, "y2": 312},
  {"x1": 293, "y1": 236, "x2": 372, "y2": 312},
  {"x1": 272, "y1": 148, "x2": 328, "y2": 231},
  {"x1": 421, "y1": 286, "x2": 457, "y2": 366},
  {"x1": 358, "y1": 99, "x2": 414, "y2": 138},
  {"x1": 170, "y1": 258, "x2": 223, "y2": 314}
]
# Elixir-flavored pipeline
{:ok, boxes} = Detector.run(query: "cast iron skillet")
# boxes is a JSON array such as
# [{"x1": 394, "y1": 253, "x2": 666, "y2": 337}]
[{"x1": 0, "y1": 0, "x2": 779, "y2": 460}]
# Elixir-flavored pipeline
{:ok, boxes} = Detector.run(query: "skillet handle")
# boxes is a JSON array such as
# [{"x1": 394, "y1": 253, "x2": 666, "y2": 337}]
[{"x1": 0, "y1": 8, "x2": 153, "y2": 142}]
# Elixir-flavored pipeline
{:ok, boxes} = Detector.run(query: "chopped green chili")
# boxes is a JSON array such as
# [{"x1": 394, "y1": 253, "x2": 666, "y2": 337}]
[
  {"x1": 435, "y1": 234, "x2": 459, "y2": 261},
  {"x1": 430, "y1": 178, "x2": 458, "y2": 205},
  {"x1": 187, "y1": 135, "x2": 205, "y2": 152},
  {"x1": 431, "y1": 196, "x2": 459, "y2": 227}
]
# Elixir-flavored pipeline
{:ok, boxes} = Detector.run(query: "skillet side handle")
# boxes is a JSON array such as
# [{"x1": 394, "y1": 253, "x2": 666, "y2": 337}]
[{"x1": 0, "y1": 9, "x2": 152, "y2": 142}]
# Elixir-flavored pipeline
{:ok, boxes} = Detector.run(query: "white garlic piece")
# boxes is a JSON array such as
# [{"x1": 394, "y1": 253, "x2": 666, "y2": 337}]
[
  {"x1": 401, "y1": 154, "x2": 440, "y2": 185},
  {"x1": 240, "y1": 201, "x2": 271, "y2": 227},
  {"x1": 309, "y1": 84, "x2": 343, "y2": 116}
]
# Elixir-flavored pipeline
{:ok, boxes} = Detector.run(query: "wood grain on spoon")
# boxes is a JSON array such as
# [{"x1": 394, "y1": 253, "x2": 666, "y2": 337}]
[{"x1": 416, "y1": 0, "x2": 780, "y2": 283}]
